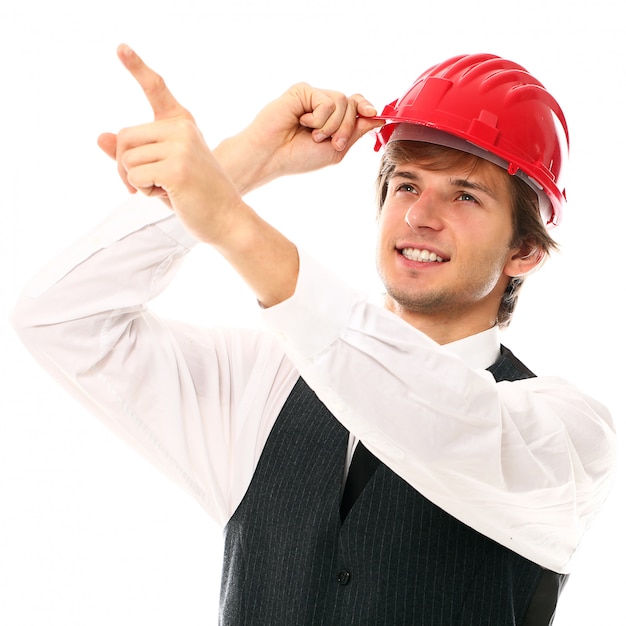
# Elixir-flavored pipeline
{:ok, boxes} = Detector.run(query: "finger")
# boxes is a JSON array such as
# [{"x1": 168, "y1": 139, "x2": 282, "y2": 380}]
[
  {"x1": 300, "y1": 90, "x2": 380, "y2": 151},
  {"x1": 115, "y1": 126, "x2": 158, "y2": 194},
  {"x1": 97, "y1": 132, "x2": 117, "y2": 160},
  {"x1": 305, "y1": 95, "x2": 355, "y2": 150},
  {"x1": 116, "y1": 44, "x2": 188, "y2": 121},
  {"x1": 125, "y1": 161, "x2": 160, "y2": 193},
  {"x1": 299, "y1": 90, "x2": 349, "y2": 140},
  {"x1": 322, "y1": 95, "x2": 360, "y2": 150},
  {"x1": 329, "y1": 95, "x2": 384, "y2": 151},
  {"x1": 348, "y1": 115, "x2": 387, "y2": 147},
  {"x1": 120, "y1": 142, "x2": 166, "y2": 174},
  {"x1": 115, "y1": 118, "x2": 185, "y2": 155},
  {"x1": 354, "y1": 95, "x2": 379, "y2": 118},
  {"x1": 125, "y1": 161, "x2": 171, "y2": 203}
]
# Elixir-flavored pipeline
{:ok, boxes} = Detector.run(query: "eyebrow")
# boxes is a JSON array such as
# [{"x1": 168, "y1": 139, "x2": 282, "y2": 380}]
[
  {"x1": 450, "y1": 177, "x2": 498, "y2": 199},
  {"x1": 390, "y1": 170, "x2": 499, "y2": 199}
]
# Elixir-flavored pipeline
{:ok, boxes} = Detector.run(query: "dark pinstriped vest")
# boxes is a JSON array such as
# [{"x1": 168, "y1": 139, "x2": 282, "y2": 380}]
[{"x1": 221, "y1": 346, "x2": 568, "y2": 625}]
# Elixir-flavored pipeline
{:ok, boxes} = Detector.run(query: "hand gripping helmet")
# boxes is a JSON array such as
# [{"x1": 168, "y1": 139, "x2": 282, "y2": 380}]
[{"x1": 373, "y1": 53, "x2": 569, "y2": 226}]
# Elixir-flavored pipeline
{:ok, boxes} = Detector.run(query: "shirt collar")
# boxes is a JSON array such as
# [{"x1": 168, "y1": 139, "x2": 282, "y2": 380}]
[{"x1": 443, "y1": 326, "x2": 502, "y2": 370}]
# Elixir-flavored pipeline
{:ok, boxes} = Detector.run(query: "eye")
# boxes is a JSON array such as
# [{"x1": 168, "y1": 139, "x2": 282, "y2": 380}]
[
  {"x1": 457, "y1": 191, "x2": 478, "y2": 203},
  {"x1": 395, "y1": 183, "x2": 418, "y2": 194}
]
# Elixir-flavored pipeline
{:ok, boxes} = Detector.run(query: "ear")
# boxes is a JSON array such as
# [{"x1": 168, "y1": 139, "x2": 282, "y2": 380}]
[{"x1": 504, "y1": 243, "x2": 545, "y2": 278}]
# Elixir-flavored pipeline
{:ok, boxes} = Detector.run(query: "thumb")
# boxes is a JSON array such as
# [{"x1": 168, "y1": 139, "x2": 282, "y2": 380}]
[
  {"x1": 97, "y1": 132, "x2": 117, "y2": 160},
  {"x1": 97, "y1": 132, "x2": 137, "y2": 195}
]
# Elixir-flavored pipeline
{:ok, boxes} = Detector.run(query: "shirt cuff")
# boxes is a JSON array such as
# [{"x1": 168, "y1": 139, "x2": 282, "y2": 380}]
[
  {"x1": 155, "y1": 211, "x2": 199, "y2": 250},
  {"x1": 260, "y1": 250, "x2": 369, "y2": 360}
]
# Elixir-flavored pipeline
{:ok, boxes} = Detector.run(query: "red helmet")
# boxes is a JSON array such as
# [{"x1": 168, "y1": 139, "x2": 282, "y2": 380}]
[{"x1": 373, "y1": 53, "x2": 569, "y2": 226}]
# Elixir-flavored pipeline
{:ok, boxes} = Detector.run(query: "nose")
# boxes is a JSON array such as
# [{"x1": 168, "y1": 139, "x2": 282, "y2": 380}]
[{"x1": 404, "y1": 190, "x2": 442, "y2": 232}]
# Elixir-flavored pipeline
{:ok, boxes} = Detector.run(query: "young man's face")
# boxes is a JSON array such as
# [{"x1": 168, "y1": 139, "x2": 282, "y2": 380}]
[{"x1": 376, "y1": 154, "x2": 523, "y2": 338}]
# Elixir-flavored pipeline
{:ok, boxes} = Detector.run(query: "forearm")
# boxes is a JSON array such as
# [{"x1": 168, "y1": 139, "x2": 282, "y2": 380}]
[
  {"x1": 187, "y1": 125, "x2": 301, "y2": 308},
  {"x1": 213, "y1": 132, "x2": 274, "y2": 196},
  {"x1": 209, "y1": 198, "x2": 299, "y2": 308}
]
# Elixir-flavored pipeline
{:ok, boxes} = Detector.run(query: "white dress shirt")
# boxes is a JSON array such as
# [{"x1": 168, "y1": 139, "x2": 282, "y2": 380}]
[{"x1": 12, "y1": 197, "x2": 617, "y2": 575}]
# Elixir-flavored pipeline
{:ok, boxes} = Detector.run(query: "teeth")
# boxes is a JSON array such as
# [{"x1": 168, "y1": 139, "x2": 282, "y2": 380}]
[{"x1": 402, "y1": 248, "x2": 444, "y2": 262}]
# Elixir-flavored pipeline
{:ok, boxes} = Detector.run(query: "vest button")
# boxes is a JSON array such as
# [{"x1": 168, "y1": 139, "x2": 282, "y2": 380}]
[{"x1": 337, "y1": 569, "x2": 351, "y2": 585}]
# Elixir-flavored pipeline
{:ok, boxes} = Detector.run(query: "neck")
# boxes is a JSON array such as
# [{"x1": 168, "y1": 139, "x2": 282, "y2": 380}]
[{"x1": 383, "y1": 296, "x2": 498, "y2": 345}]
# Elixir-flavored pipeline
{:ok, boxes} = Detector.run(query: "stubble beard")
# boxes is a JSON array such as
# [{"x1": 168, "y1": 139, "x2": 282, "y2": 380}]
[
  {"x1": 379, "y1": 262, "x2": 506, "y2": 321},
  {"x1": 383, "y1": 281, "x2": 460, "y2": 317}
]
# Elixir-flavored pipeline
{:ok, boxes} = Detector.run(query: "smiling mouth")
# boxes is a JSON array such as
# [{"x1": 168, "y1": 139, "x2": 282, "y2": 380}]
[{"x1": 401, "y1": 248, "x2": 445, "y2": 263}]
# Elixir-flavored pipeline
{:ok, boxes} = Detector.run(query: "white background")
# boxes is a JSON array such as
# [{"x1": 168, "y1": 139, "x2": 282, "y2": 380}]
[{"x1": 1, "y1": 1, "x2": 623, "y2": 624}]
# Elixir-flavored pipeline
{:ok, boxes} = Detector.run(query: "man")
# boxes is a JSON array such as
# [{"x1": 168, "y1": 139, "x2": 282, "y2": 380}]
[{"x1": 13, "y1": 45, "x2": 616, "y2": 624}]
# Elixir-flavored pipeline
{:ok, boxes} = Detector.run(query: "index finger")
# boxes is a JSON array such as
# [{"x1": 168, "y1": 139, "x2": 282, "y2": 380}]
[{"x1": 117, "y1": 44, "x2": 188, "y2": 121}]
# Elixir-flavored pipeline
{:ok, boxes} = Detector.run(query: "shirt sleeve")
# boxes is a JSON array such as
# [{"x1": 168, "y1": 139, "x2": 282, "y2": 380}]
[
  {"x1": 12, "y1": 197, "x2": 298, "y2": 526},
  {"x1": 261, "y1": 251, "x2": 618, "y2": 573}
]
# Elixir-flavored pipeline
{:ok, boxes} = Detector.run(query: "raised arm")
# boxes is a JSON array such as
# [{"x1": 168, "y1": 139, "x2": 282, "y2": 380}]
[
  {"x1": 11, "y1": 48, "x2": 384, "y2": 522},
  {"x1": 99, "y1": 45, "x2": 382, "y2": 195},
  {"x1": 96, "y1": 45, "x2": 382, "y2": 307}
]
